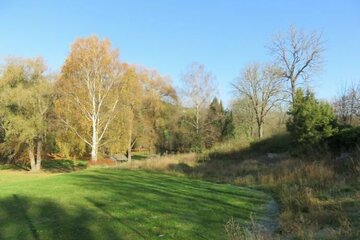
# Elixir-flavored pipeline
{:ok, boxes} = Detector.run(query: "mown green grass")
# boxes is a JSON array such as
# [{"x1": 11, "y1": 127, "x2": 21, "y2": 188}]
[{"x1": 0, "y1": 169, "x2": 272, "y2": 240}]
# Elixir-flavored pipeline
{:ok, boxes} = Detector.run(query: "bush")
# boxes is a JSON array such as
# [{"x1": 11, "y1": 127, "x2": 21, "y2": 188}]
[
  {"x1": 287, "y1": 89, "x2": 337, "y2": 152},
  {"x1": 329, "y1": 126, "x2": 360, "y2": 152}
]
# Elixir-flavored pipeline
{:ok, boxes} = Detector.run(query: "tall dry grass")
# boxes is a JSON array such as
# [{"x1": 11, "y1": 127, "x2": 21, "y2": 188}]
[
  {"x1": 119, "y1": 153, "x2": 198, "y2": 173},
  {"x1": 225, "y1": 215, "x2": 273, "y2": 240}
]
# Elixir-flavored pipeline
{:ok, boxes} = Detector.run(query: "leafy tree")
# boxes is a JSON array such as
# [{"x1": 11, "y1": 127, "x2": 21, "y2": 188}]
[
  {"x1": 138, "y1": 67, "x2": 178, "y2": 153},
  {"x1": 204, "y1": 98, "x2": 234, "y2": 147},
  {"x1": 222, "y1": 110, "x2": 235, "y2": 140},
  {"x1": 155, "y1": 102, "x2": 181, "y2": 153},
  {"x1": 104, "y1": 64, "x2": 143, "y2": 161},
  {"x1": 287, "y1": 88, "x2": 337, "y2": 149},
  {"x1": 56, "y1": 36, "x2": 124, "y2": 161},
  {"x1": 0, "y1": 57, "x2": 53, "y2": 170},
  {"x1": 204, "y1": 98, "x2": 223, "y2": 147}
]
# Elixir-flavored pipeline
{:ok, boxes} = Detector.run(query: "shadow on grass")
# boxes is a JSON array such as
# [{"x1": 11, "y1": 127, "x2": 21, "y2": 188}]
[
  {"x1": 209, "y1": 133, "x2": 292, "y2": 161},
  {"x1": 131, "y1": 153, "x2": 149, "y2": 161},
  {"x1": 41, "y1": 159, "x2": 87, "y2": 173},
  {"x1": 85, "y1": 197, "x2": 147, "y2": 239},
  {"x1": 1, "y1": 159, "x2": 87, "y2": 173},
  {"x1": 0, "y1": 163, "x2": 28, "y2": 171},
  {"x1": 71, "y1": 169, "x2": 269, "y2": 239},
  {"x1": 0, "y1": 169, "x2": 270, "y2": 239},
  {"x1": 0, "y1": 195, "x2": 119, "y2": 240}
]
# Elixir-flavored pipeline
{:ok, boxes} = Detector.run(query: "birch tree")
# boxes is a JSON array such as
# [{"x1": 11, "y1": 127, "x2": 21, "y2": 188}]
[
  {"x1": 233, "y1": 63, "x2": 284, "y2": 139},
  {"x1": 269, "y1": 26, "x2": 324, "y2": 103},
  {"x1": 181, "y1": 63, "x2": 216, "y2": 150},
  {"x1": 56, "y1": 36, "x2": 124, "y2": 161}
]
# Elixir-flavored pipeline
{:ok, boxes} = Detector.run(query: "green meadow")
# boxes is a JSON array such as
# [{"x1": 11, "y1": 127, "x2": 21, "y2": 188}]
[{"x1": 0, "y1": 169, "x2": 273, "y2": 240}]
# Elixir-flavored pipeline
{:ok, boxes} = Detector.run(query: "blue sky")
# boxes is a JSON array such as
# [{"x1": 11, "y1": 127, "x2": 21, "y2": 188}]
[{"x1": 0, "y1": 0, "x2": 359, "y2": 106}]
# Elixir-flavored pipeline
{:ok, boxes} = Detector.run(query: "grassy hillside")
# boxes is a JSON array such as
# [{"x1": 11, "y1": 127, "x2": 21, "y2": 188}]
[{"x1": 0, "y1": 169, "x2": 273, "y2": 240}]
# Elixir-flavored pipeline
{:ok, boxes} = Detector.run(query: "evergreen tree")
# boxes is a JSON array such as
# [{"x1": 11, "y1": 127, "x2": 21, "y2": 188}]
[
  {"x1": 204, "y1": 98, "x2": 234, "y2": 148},
  {"x1": 287, "y1": 89, "x2": 337, "y2": 149}
]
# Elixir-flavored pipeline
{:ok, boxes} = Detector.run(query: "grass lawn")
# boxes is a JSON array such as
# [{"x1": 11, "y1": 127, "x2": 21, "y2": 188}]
[{"x1": 0, "y1": 168, "x2": 273, "y2": 240}]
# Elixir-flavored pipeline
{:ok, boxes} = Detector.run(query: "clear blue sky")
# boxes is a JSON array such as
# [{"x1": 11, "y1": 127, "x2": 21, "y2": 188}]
[{"x1": 1, "y1": 0, "x2": 359, "y2": 106}]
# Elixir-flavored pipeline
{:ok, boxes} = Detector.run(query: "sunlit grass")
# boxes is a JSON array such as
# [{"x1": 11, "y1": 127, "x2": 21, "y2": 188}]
[{"x1": 0, "y1": 168, "x2": 272, "y2": 240}]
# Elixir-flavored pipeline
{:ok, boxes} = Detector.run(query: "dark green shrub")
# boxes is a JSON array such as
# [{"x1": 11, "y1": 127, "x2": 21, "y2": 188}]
[
  {"x1": 287, "y1": 89, "x2": 338, "y2": 152},
  {"x1": 329, "y1": 126, "x2": 360, "y2": 152}
]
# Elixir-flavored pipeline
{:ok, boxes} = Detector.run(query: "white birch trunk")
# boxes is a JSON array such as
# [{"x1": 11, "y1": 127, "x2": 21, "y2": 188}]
[
  {"x1": 35, "y1": 141, "x2": 42, "y2": 171},
  {"x1": 91, "y1": 119, "x2": 98, "y2": 161}
]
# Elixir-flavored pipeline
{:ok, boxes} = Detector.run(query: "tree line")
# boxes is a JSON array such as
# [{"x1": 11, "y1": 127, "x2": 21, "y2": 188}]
[
  {"x1": 232, "y1": 26, "x2": 359, "y2": 153},
  {"x1": 0, "y1": 36, "x2": 234, "y2": 170},
  {"x1": 0, "y1": 26, "x2": 359, "y2": 171}
]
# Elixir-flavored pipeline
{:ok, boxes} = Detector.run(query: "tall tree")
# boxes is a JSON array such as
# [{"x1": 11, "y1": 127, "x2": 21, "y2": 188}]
[
  {"x1": 204, "y1": 98, "x2": 234, "y2": 147},
  {"x1": 117, "y1": 64, "x2": 143, "y2": 161},
  {"x1": 204, "y1": 98, "x2": 223, "y2": 148},
  {"x1": 139, "y1": 68, "x2": 177, "y2": 153},
  {"x1": 231, "y1": 98, "x2": 256, "y2": 138},
  {"x1": 269, "y1": 26, "x2": 324, "y2": 103},
  {"x1": 56, "y1": 36, "x2": 124, "y2": 161},
  {"x1": 233, "y1": 63, "x2": 284, "y2": 139},
  {"x1": 181, "y1": 63, "x2": 216, "y2": 151},
  {"x1": 0, "y1": 57, "x2": 53, "y2": 171}
]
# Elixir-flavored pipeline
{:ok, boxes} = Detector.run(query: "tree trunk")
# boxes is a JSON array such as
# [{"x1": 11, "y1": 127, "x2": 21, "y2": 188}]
[
  {"x1": 29, "y1": 148, "x2": 36, "y2": 171},
  {"x1": 196, "y1": 105, "x2": 200, "y2": 135},
  {"x1": 35, "y1": 140, "x2": 42, "y2": 171},
  {"x1": 127, "y1": 144, "x2": 132, "y2": 162},
  {"x1": 91, "y1": 120, "x2": 98, "y2": 161},
  {"x1": 91, "y1": 142, "x2": 98, "y2": 161},
  {"x1": 291, "y1": 78, "x2": 296, "y2": 103},
  {"x1": 127, "y1": 115, "x2": 133, "y2": 162},
  {"x1": 257, "y1": 122, "x2": 263, "y2": 139}
]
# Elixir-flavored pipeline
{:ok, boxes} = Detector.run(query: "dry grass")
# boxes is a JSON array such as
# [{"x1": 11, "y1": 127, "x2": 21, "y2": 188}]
[
  {"x1": 119, "y1": 153, "x2": 198, "y2": 173},
  {"x1": 225, "y1": 215, "x2": 273, "y2": 240},
  {"x1": 195, "y1": 155, "x2": 357, "y2": 239}
]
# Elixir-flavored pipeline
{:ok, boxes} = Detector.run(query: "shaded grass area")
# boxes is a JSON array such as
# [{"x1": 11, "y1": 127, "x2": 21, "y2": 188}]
[
  {"x1": 0, "y1": 159, "x2": 87, "y2": 173},
  {"x1": 132, "y1": 151, "x2": 150, "y2": 161},
  {"x1": 0, "y1": 169, "x2": 272, "y2": 240},
  {"x1": 0, "y1": 164, "x2": 25, "y2": 171},
  {"x1": 208, "y1": 133, "x2": 292, "y2": 161},
  {"x1": 41, "y1": 159, "x2": 87, "y2": 172}
]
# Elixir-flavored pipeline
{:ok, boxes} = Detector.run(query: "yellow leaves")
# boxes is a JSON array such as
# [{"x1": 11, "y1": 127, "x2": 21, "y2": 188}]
[
  {"x1": 0, "y1": 57, "x2": 47, "y2": 88},
  {"x1": 62, "y1": 36, "x2": 119, "y2": 82},
  {"x1": 0, "y1": 57, "x2": 53, "y2": 161}
]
